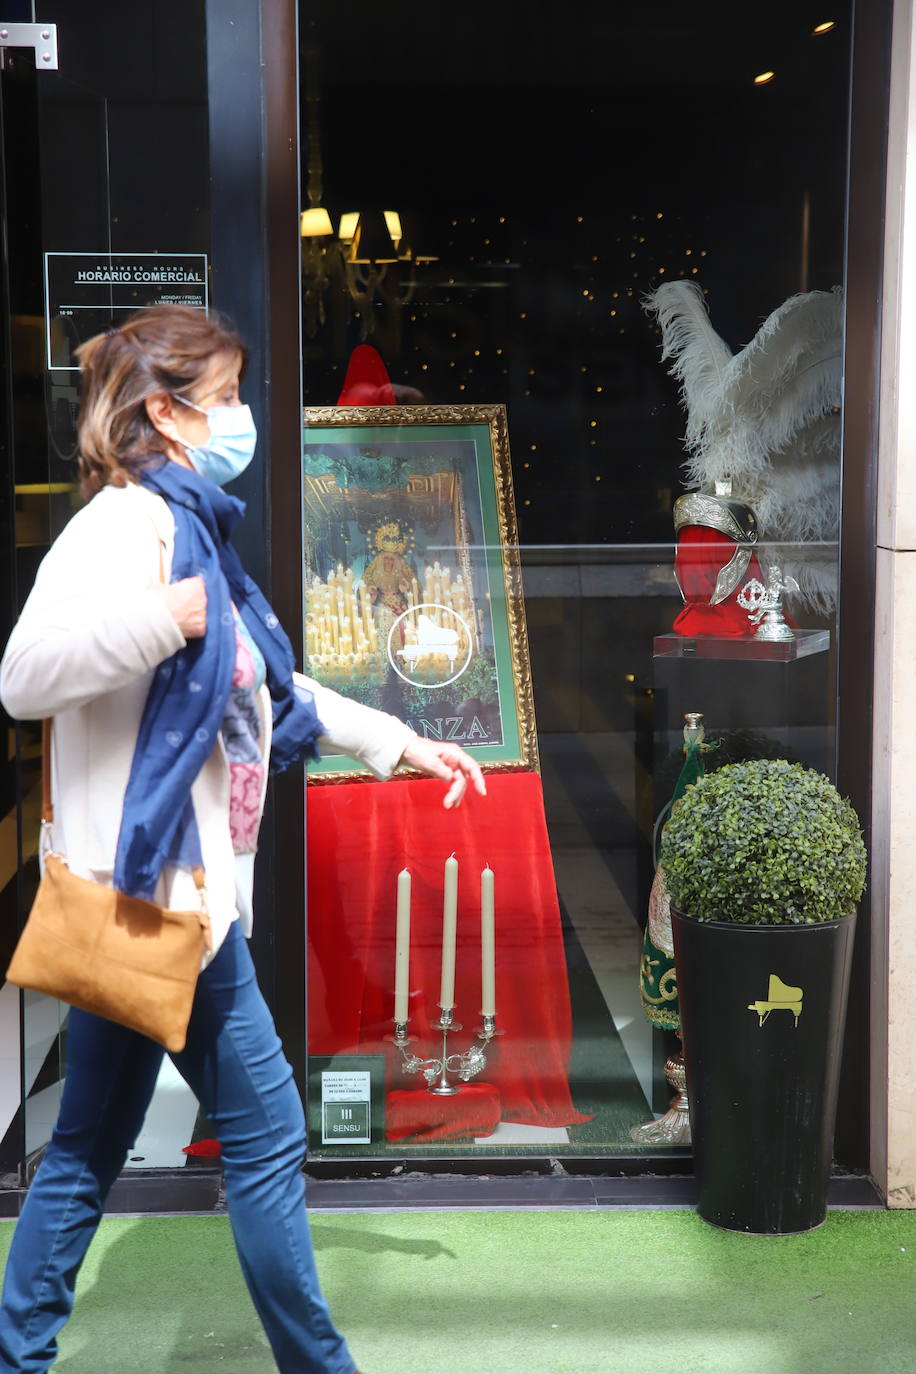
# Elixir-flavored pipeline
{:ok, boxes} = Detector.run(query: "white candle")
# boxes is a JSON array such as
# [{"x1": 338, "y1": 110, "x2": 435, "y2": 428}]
[
  {"x1": 439, "y1": 854, "x2": 459, "y2": 1009},
  {"x1": 481, "y1": 865, "x2": 496, "y2": 1015},
  {"x1": 394, "y1": 868, "x2": 411, "y2": 1023}
]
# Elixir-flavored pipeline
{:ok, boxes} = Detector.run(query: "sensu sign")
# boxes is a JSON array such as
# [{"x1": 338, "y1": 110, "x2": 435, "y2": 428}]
[{"x1": 321, "y1": 1071, "x2": 371, "y2": 1145}]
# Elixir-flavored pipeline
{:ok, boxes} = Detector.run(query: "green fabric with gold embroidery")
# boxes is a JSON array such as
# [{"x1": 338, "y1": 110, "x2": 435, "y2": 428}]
[
  {"x1": 639, "y1": 929, "x2": 680, "y2": 1029},
  {"x1": 639, "y1": 740, "x2": 706, "y2": 1030}
]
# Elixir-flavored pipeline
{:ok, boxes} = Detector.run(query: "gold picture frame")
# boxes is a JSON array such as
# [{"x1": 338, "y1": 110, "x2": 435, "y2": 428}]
[{"x1": 301, "y1": 403, "x2": 538, "y2": 780}]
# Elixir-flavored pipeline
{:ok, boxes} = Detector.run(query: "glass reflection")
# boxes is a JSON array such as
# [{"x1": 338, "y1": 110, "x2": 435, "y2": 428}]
[{"x1": 5, "y1": 0, "x2": 213, "y2": 1173}]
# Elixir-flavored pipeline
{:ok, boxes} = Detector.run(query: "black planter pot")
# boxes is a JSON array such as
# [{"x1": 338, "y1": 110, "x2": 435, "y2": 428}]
[{"x1": 671, "y1": 906, "x2": 857, "y2": 1235}]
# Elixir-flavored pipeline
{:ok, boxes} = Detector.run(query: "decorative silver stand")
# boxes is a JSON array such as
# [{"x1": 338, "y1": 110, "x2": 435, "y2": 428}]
[
  {"x1": 737, "y1": 563, "x2": 800, "y2": 642},
  {"x1": 629, "y1": 1042, "x2": 691, "y2": 1146},
  {"x1": 387, "y1": 1007, "x2": 502, "y2": 1095}
]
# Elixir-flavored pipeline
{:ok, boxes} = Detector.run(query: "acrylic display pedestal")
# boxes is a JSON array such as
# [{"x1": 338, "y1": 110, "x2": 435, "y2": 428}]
[
  {"x1": 653, "y1": 629, "x2": 829, "y2": 664},
  {"x1": 651, "y1": 630, "x2": 833, "y2": 778}
]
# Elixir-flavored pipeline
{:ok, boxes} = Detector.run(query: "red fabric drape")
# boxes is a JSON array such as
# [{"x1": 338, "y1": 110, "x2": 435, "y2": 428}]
[
  {"x1": 386, "y1": 1084, "x2": 501, "y2": 1143},
  {"x1": 306, "y1": 772, "x2": 590, "y2": 1128}
]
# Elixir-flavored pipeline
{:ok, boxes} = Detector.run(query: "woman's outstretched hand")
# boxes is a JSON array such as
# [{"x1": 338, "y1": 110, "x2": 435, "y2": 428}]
[{"x1": 399, "y1": 736, "x2": 488, "y2": 810}]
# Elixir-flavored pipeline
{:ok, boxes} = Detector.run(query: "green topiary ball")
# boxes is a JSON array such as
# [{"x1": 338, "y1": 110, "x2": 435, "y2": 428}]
[{"x1": 659, "y1": 758, "x2": 867, "y2": 925}]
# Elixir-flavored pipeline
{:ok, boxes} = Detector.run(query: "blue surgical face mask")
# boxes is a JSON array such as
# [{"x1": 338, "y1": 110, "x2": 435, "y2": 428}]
[{"x1": 173, "y1": 394, "x2": 257, "y2": 486}]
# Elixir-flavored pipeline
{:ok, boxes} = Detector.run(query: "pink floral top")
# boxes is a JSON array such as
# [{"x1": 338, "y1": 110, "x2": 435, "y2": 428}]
[{"x1": 222, "y1": 610, "x2": 267, "y2": 854}]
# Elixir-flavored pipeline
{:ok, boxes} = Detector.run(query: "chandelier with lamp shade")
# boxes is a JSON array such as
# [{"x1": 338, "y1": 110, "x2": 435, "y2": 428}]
[{"x1": 300, "y1": 47, "x2": 436, "y2": 341}]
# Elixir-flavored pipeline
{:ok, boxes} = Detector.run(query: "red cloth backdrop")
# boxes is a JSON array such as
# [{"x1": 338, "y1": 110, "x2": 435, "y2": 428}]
[{"x1": 306, "y1": 772, "x2": 590, "y2": 1129}]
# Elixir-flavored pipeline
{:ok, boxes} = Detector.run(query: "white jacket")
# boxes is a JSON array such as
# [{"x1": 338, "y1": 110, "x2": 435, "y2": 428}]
[{"x1": 0, "y1": 481, "x2": 414, "y2": 958}]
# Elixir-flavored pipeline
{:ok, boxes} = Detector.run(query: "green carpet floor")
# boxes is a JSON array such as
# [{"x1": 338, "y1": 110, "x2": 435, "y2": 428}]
[{"x1": 2, "y1": 1208, "x2": 915, "y2": 1373}]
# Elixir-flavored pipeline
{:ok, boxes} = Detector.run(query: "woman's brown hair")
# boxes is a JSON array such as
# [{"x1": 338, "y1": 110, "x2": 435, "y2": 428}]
[{"x1": 75, "y1": 305, "x2": 246, "y2": 500}]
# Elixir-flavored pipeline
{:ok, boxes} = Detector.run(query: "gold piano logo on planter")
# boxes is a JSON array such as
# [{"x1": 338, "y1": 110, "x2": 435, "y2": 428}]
[{"x1": 748, "y1": 974, "x2": 804, "y2": 1027}]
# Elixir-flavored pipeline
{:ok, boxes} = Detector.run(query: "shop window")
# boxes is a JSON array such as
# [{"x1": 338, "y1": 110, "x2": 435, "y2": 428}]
[{"x1": 299, "y1": 2, "x2": 851, "y2": 1158}]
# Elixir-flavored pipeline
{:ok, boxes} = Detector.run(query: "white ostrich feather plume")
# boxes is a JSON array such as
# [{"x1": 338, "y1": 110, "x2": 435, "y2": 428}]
[{"x1": 645, "y1": 280, "x2": 843, "y2": 612}]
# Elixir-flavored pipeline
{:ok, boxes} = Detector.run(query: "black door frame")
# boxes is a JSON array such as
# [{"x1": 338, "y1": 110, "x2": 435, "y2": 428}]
[
  {"x1": 0, "y1": 43, "x2": 46, "y2": 1179},
  {"x1": 204, "y1": 0, "x2": 307, "y2": 1079},
  {"x1": 831, "y1": 0, "x2": 892, "y2": 1172}
]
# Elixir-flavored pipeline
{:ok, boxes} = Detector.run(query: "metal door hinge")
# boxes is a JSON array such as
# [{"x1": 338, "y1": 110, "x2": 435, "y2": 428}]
[{"x1": 0, "y1": 22, "x2": 58, "y2": 69}]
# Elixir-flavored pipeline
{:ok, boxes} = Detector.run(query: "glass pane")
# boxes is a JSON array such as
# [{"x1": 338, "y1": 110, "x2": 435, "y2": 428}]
[
  {"x1": 301, "y1": 3, "x2": 851, "y2": 1157},
  {"x1": 7, "y1": 0, "x2": 212, "y2": 1170}
]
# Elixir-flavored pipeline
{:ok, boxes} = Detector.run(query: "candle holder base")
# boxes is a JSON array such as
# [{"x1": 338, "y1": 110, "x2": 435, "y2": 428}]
[{"x1": 390, "y1": 1009, "x2": 501, "y2": 1094}]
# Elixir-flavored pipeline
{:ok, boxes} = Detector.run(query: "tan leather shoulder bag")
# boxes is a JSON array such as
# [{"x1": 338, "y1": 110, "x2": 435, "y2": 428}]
[{"x1": 5, "y1": 723, "x2": 212, "y2": 1053}]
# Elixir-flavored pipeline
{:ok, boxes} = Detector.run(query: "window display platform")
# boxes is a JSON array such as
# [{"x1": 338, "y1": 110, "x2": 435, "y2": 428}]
[
  {"x1": 651, "y1": 631, "x2": 835, "y2": 780},
  {"x1": 653, "y1": 630, "x2": 830, "y2": 662},
  {"x1": 0, "y1": 1166, "x2": 880, "y2": 1219},
  {"x1": 306, "y1": 772, "x2": 593, "y2": 1147}
]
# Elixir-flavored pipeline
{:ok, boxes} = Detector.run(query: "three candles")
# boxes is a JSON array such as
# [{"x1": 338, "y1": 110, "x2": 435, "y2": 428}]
[{"x1": 393, "y1": 857, "x2": 496, "y2": 1021}]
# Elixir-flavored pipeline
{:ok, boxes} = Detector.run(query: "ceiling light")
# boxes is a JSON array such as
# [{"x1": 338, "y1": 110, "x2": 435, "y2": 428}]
[
  {"x1": 754, "y1": 71, "x2": 775, "y2": 86},
  {"x1": 812, "y1": 20, "x2": 836, "y2": 34}
]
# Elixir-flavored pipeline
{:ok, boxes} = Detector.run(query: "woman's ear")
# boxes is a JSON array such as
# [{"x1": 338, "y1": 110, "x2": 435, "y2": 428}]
[{"x1": 145, "y1": 391, "x2": 180, "y2": 442}]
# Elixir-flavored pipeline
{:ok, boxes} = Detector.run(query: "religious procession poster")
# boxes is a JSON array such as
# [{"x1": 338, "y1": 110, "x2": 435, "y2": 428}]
[{"x1": 301, "y1": 404, "x2": 538, "y2": 777}]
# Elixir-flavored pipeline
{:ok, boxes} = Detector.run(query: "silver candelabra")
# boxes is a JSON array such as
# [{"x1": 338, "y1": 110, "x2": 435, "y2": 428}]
[{"x1": 387, "y1": 1006, "x2": 502, "y2": 1096}]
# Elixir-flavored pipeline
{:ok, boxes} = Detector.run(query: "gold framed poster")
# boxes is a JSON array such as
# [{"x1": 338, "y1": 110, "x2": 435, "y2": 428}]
[{"x1": 301, "y1": 404, "x2": 538, "y2": 778}]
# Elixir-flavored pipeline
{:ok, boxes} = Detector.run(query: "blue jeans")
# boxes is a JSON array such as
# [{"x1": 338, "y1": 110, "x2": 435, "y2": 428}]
[{"x1": 0, "y1": 922, "x2": 356, "y2": 1374}]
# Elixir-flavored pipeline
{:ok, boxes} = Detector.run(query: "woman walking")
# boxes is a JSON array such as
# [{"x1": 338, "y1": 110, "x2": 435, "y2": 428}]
[{"x1": 0, "y1": 304, "x2": 485, "y2": 1373}]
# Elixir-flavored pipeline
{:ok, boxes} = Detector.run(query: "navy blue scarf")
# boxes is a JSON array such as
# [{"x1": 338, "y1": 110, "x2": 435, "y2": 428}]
[{"x1": 113, "y1": 460, "x2": 323, "y2": 900}]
